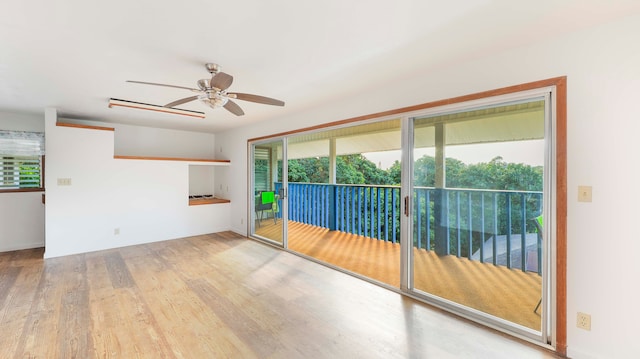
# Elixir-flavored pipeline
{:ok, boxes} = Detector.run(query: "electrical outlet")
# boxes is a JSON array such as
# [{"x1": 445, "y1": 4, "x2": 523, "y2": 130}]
[
  {"x1": 240, "y1": 218, "x2": 244, "y2": 224},
  {"x1": 114, "y1": 228, "x2": 120, "y2": 235},
  {"x1": 577, "y1": 312, "x2": 591, "y2": 330}
]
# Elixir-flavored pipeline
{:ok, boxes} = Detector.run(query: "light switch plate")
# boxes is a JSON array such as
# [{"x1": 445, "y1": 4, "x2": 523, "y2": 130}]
[
  {"x1": 578, "y1": 185, "x2": 592, "y2": 202},
  {"x1": 57, "y1": 178, "x2": 72, "y2": 186}
]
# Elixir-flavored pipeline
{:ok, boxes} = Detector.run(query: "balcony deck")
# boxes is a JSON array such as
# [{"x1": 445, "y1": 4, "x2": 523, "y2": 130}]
[{"x1": 256, "y1": 219, "x2": 542, "y2": 331}]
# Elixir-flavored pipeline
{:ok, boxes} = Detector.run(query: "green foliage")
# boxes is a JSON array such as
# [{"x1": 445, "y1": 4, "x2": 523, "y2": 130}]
[
  {"x1": 450, "y1": 156, "x2": 543, "y2": 191},
  {"x1": 338, "y1": 154, "x2": 390, "y2": 185},
  {"x1": 288, "y1": 153, "x2": 542, "y2": 193},
  {"x1": 387, "y1": 160, "x2": 402, "y2": 185},
  {"x1": 286, "y1": 159, "x2": 310, "y2": 182},
  {"x1": 287, "y1": 154, "x2": 393, "y2": 185},
  {"x1": 413, "y1": 156, "x2": 436, "y2": 187},
  {"x1": 19, "y1": 163, "x2": 40, "y2": 187},
  {"x1": 286, "y1": 157, "x2": 329, "y2": 183}
]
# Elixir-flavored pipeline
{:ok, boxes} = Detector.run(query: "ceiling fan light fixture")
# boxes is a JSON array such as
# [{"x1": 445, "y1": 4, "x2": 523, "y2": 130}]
[
  {"x1": 197, "y1": 79, "x2": 209, "y2": 90},
  {"x1": 199, "y1": 93, "x2": 229, "y2": 108}
]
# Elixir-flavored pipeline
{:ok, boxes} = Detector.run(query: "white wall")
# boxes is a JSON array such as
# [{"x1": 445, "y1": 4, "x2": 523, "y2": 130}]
[
  {"x1": 0, "y1": 111, "x2": 45, "y2": 132},
  {"x1": 216, "y1": 14, "x2": 640, "y2": 359},
  {"x1": 0, "y1": 111, "x2": 45, "y2": 252},
  {"x1": 189, "y1": 165, "x2": 215, "y2": 196},
  {"x1": 113, "y1": 123, "x2": 217, "y2": 158},
  {"x1": 59, "y1": 119, "x2": 217, "y2": 158},
  {"x1": 0, "y1": 190, "x2": 45, "y2": 252},
  {"x1": 45, "y1": 110, "x2": 230, "y2": 258}
]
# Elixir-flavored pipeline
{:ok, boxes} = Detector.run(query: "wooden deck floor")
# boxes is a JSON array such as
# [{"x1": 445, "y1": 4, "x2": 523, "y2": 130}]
[{"x1": 256, "y1": 219, "x2": 542, "y2": 331}]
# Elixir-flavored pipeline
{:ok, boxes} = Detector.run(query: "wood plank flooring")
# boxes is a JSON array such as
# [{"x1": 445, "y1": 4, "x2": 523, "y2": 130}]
[{"x1": 0, "y1": 232, "x2": 560, "y2": 358}]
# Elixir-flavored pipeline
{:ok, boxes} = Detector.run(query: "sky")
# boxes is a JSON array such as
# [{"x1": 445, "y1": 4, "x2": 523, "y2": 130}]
[{"x1": 363, "y1": 140, "x2": 544, "y2": 169}]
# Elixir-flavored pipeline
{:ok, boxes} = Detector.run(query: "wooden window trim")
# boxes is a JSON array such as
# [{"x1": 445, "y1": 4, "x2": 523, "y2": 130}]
[
  {"x1": 114, "y1": 155, "x2": 230, "y2": 163},
  {"x1": 0, "y1": 188, "x2": 45, "y2": 194},
  {"x1": 56, "y1": 123, "x2": 115, "y2": 131}
]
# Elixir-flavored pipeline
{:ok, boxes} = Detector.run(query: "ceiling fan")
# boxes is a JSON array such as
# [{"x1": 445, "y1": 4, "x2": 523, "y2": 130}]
[{"x1": 127, "y1": 63, "x2": 284, "y2": 116}]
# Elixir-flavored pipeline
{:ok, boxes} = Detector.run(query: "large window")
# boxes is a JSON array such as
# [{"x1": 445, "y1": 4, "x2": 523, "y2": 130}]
[{"x1": 0, "y1": 130, "x2": 44, "y2": 191}]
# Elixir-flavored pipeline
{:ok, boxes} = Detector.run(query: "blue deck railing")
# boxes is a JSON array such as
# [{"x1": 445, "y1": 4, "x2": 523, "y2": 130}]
[{"x1": 274, "y1": 182, "x2": 542, "y2": 273}]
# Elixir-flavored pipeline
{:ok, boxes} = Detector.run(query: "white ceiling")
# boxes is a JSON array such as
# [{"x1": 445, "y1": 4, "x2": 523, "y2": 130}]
[{"x1": 1, "y1": 0, "x2": 639, "y2": 134}]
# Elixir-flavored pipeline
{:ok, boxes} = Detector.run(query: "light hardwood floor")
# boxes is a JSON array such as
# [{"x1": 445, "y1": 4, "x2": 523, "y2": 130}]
[{"x1": 0, "y1": 232, "x2": 560, "y2": 358}]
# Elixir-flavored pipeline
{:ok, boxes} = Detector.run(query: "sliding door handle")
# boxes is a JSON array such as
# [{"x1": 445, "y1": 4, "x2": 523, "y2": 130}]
[{"x1": 404, "y1": 196, "x2": 409, "y2": 216}]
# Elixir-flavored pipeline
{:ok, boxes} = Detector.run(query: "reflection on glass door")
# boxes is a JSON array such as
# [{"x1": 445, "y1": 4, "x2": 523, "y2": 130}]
[
  {"x1": 284, "y1": 119, "x2": 402, "y2": 287},
  {"x1": 411, "y1": 98, "x2": 547, "y2": 334},
  {"x1": 251, "y1": 140, "x2": 285, "y2": 246}
]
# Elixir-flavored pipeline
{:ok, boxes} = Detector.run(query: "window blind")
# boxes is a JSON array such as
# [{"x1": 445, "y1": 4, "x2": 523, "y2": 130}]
[
  {"x1": 254, "y1": 147, "x2": 270, "y2": 193},
  {"x1": 0, "y1": 156, "x2": 42, "y2": 189},
  {"x1": 0, "y1": 130, "x2": 45, "y2": 156}
]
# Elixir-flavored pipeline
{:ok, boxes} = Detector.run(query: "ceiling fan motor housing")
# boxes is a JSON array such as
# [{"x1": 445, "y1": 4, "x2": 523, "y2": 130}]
[{"x1": 205, "y1": 63, "x2": 221, "y2": 74}]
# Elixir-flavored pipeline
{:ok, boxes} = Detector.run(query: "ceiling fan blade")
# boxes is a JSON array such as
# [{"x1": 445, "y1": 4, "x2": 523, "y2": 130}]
[
  {"x1": 164, "y1": 95, "x2": 199, "y2": 108},
  {"x1": 210, "y1": 72, "x2": 233, "y2": 91},
  {"x1": 230, "y1": 92, "x2": 285, "y2": 106},
  {"x1": 223, "y1": 100, "x2": 245, "y2": 116},
  {"x1": 127, "y1": 80, "x2": 198, "y2": 91}
]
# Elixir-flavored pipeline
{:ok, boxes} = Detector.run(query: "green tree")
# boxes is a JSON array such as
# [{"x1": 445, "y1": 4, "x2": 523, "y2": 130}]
[
  {"x1": 337, "y1": 154, "x2": 389, "y2": 184},
  {"x1": 287, "y1": 159, "x2": 310, "y2": 182},
  {"x1": 413, "y1": 155, "x2": 542, "y2": 191},
  {"x1": 387, "y1": 160, "x2": 402, "y2": 185},
  {"x1": 286, "y1": 153, "x2": 543, "y2": 193},
  {"x1": 413, "y1": 156, "x2": 435, "y2": 187}
]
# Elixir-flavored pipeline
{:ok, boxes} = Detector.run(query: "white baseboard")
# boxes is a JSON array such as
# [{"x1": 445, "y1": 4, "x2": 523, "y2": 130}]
[{"x1": 0, "y1": 241, "x2": 45, "y2": 253}]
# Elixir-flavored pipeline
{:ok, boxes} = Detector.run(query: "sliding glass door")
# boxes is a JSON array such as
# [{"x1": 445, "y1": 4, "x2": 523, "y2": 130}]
[
  {"x1": 408, "y1": 95, "x2": 550, "y2": 339},
  {"x1": 247, "y1": 84, "x2": 559, "y2": 346},
  {"x1": 251, "y1": 139, "x2": 286, "y2": 246}
]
